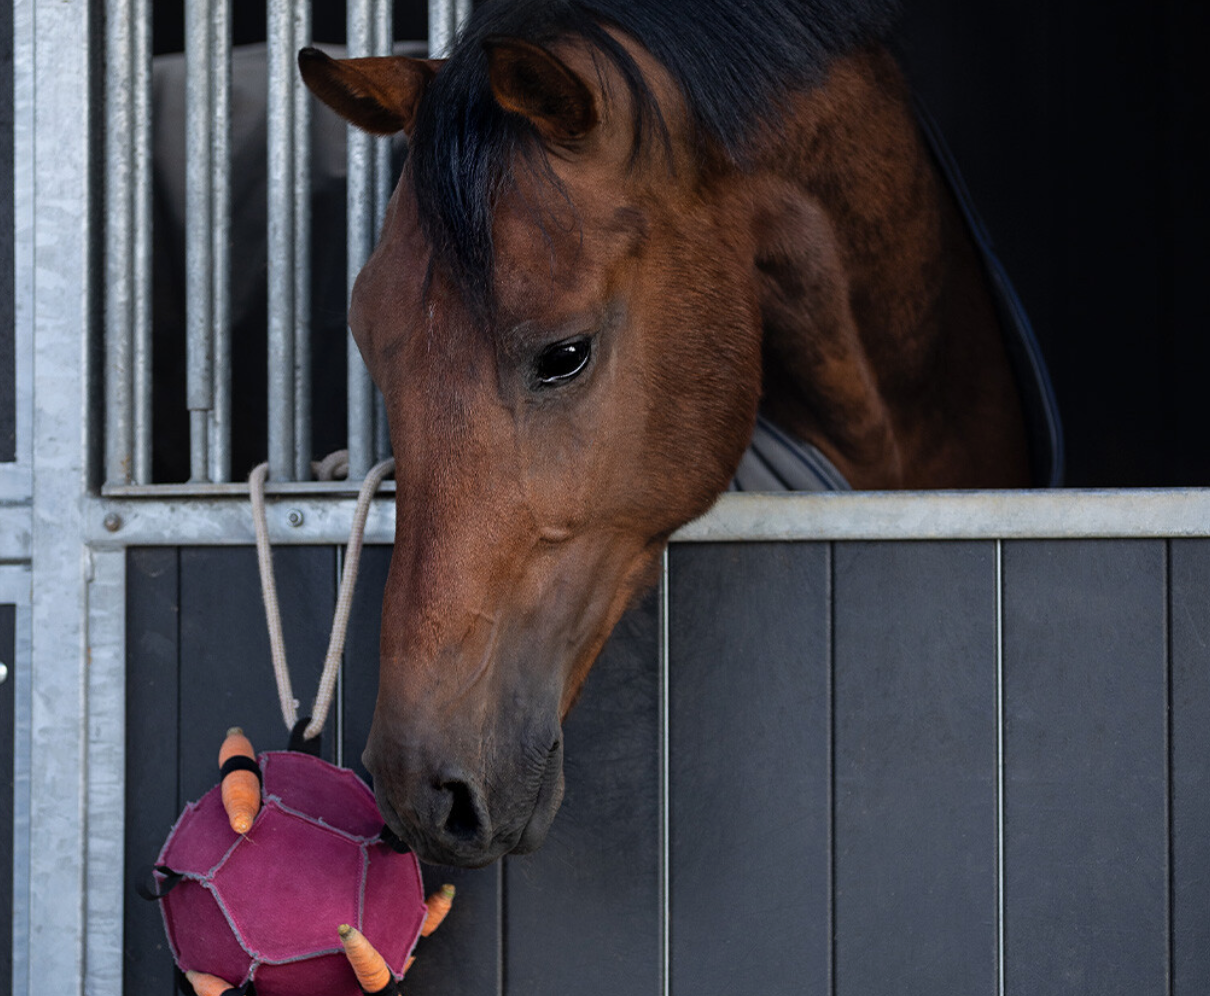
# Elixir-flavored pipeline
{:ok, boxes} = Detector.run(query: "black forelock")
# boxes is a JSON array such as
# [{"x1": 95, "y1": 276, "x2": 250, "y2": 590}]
[{"x1": 407, "y1": 0, "x2": 901, "y2": 319}]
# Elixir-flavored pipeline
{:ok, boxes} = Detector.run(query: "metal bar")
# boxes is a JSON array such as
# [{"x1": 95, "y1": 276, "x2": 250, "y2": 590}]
[
  {"x1": 209, "y1": 0, "x2": 232, "y2": 483},
  {"x1": 293, "y1": 0, "x2": 314, "y2": 481},
  {"x1": 428, "y1": 0, "x2": 455, "y2": 58},
  {"x1": 347, "y1": 0, "x2": 376, "y2": 480},
  {"x1": 267, "y1": 0, "x2": 297, "y2": 481},
  {"x1": 0, "y1": 0, "x2": 34, "y2": 506},
  {"x1": 28, "y1": 0, "x2": 94, "y2": 981},
  {"x1": 132, "y1": 0, "x2": 154, "y2": 484},
  {"x1": 85, "y1": 488, "x2": 1210, "y2": 546},
  {"x1": 676, "y1": 490, "x2": 1210, "y2": 542},
  {"x1": 370, "y1": 0, "x2": 395, "y2": 466},
  {"x1": 455, "y1": 0, "x2": 474, "y2": 37},
  {"x1": 375, "y1": 392, "x2": 391, "y2": 462},
  {"x1": 104, "y1": 0, "x2": 133, "y2": 487},
  {"x1": 185, "y1": 0, "x2": 213, "y2": 482}
]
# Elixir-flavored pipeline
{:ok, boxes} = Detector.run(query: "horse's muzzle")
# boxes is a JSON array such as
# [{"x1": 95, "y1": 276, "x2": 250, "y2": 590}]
[{"x1": 366, "y1": 736, "x2": 565, "y2": 868}]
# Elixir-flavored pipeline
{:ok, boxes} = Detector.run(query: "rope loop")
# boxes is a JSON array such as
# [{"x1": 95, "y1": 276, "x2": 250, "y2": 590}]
[{"x1": 249, "y1": 456, "x2": 395, "y2": 740}]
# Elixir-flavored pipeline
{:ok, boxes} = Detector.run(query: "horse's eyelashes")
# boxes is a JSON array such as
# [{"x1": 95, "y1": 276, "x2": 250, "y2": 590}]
[{"x1": 532, "y1": 337, "x2": 592, "y2": 387}]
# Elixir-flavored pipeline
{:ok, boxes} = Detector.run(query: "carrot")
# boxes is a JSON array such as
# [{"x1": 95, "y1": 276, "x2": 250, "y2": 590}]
[
  {"x1": 420, "y1": 883, "x2": 455, "y2": 936},
  {"x1": 184, "y1": 970, "x2": 239, "y2": 996},
  {"x1": 402, "y1": 956, "x2": 416, "y2": 976},
  {"x1": 338, "y1": 923, "x2": 393, "y2": 994},
  {"x1": 218, "y1": 727, "x2": 260, "y2": 834}
]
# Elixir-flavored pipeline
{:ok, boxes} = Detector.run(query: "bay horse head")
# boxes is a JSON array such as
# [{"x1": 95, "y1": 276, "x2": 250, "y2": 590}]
[{"x1": 299, "y1": 0, "x2": 1027, "y2": 867}]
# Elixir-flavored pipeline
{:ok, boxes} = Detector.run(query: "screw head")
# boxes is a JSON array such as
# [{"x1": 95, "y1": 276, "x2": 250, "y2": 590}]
[
  {"x1": 286, "y1": 509, "x2": 304, "y2": 527},
  {"x1": 103, "y1": 512, "x2": 123, "y2": 533}
]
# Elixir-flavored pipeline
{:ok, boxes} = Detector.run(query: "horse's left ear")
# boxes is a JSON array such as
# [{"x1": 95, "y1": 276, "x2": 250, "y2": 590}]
[
  {"x1": 298, "y1": 47, "x2": 440, "y2": 136},
  {"x1": 484, "y1": 37, "x2": 598, "y2": 145}
]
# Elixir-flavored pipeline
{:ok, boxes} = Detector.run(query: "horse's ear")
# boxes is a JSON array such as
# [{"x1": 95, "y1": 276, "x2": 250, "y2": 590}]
[
  {"x1": 484, "y1": 37, "x2": 598, "y2": 145},
  {"x1": 297, "y1": 47, "x2": 439, "y2": 136}
]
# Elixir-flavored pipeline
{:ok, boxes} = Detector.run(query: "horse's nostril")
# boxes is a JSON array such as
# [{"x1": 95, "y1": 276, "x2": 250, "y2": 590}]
[{"x1": 442, "y1": 780, "x2": 482, "y2": 841}]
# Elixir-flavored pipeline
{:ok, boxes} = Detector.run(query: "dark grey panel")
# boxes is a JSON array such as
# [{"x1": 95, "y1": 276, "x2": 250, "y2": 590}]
[
  {"x1": 1171, "y1": 539, "x2": 1210, "y2": 995},
  {"x1": 506, "y1": 591, "x2": 662, "y2": 996},
  {"x1": 177, "y1": 546, "x2": 337, "y2": 804},
  {"x1": 340, "y1": 544, "x2": 390, "y2": 780},
  {"x1": 124, "y1": 549, "x2": 180, "y2": 996},
  {"x1": 832, "y1": 541, "x2": 998, "y2": 995},
  {"x1": 343, "y1": 545, "x2": 503, "y2": 996},
  {"x1": 668, "y1": 543, "x2": 830, "y2": 996},
  {"x1": 1, "y1": 603, "x2": 14, "y2": 990},
  {"x1": 1002, "y1": 540, "x2": 1167, "y2": 994}
]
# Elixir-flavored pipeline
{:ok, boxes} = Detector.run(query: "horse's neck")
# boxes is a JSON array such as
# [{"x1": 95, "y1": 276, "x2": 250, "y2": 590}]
[{"x1": 746, "y1": 47, "x2": 1029, "y2": 489}]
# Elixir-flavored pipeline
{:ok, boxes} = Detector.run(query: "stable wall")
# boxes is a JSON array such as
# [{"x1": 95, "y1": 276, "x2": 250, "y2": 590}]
[{"x1": 124, "y1": 539, "x2": 1210, "y2": 995}]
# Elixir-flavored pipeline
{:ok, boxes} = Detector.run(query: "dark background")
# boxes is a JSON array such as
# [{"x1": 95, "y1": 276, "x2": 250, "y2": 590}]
[{"x1": 4, "y1": 0, "x2": 1209, "y2": 484}]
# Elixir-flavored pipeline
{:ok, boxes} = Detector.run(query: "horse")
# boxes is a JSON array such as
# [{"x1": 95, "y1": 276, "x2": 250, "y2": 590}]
[{"x1": 298, "y1": 0, "x2": 1041, "y2": 868}]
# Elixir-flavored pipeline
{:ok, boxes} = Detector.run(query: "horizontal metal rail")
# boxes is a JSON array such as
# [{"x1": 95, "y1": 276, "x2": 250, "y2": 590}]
[{"x1": 84, "y1": 489, "x2": 1210, "y2": 549}]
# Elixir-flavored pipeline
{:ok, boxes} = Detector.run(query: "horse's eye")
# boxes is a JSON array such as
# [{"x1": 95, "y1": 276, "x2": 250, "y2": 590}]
[{"x1": 533, "y1": 338, "x2": 592, "y2": 387}]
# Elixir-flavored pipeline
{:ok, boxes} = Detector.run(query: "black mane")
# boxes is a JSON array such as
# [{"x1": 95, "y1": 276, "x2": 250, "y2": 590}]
[{"x1": 408, "y1": 0, "x2": 900, "y2": 317}]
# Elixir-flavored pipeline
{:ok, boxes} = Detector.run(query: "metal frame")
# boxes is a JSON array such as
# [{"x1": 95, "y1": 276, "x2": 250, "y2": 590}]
[{"x1": 11, "y1": 0, "x2": 1210, "y2": 993}]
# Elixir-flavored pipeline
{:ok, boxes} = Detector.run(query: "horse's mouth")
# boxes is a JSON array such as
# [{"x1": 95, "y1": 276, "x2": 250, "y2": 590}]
[
  {"x1": 373, "y1": 740, "x2": 566, "y2": 867},
  {"x1": 509, "y1": 740, "x2": 566, "y2": 856}
]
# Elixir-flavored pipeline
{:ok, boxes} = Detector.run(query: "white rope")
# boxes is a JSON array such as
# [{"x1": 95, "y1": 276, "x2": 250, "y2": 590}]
[{"x1": 249, "y1": 456, "x2": 396, "y2": 740}]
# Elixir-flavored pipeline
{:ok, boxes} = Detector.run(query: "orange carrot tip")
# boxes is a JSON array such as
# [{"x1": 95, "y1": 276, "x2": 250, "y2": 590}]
[
  {"x1": 218, "y1": 727, "x2": 255, "y2": 765},
  {"x1": 402, "y1": 956, "x2": 416, "y2": 976},
  {"x1": 185, "y1": 969, "x2": 239, "y2": 996},
  {"x1": 218, "y1": 727, "x2": 261, "y2": 834},
  {"x1": 338, "y1": 923, "x2": 393, "y2": 994},
  {"x1": 420, "y1": 883, "x2": 456, "y2": 937}
]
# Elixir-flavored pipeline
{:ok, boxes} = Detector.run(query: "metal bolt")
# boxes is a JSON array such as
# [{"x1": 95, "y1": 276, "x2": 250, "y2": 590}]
[
  {"x1": 0, "y1": 662, "x2": 8, "y2": 685},
  {"x1": 103, "y1": 512, "x2": 123, "y2": 533},
  {"x1": 286, "y1": 509, "x2": 304, "y2": 528}
]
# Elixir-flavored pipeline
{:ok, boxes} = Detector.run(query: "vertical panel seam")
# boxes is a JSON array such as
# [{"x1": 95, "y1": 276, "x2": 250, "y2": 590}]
[
  {"x1": 1165, "y1": 539, "x2": 1174, "y2": 996},
  {"x1": 659, "y1": 546, "x2": 670, "y2": 996},
  {"x1": 498, "y1": 859, "x2": 506, "y2": 996},
  {"x1": 175, "y1": 548, "x2": 184, "y2": 816},
  {"x1": 827, "y1": 541, "x2": 836, "y2": 996},
  {"x1": 334, "y1": 545, "x2": 343, "y2": 768},
  {"x1": 996, "y1": 539, "x2": 1005, "y2": 996}
]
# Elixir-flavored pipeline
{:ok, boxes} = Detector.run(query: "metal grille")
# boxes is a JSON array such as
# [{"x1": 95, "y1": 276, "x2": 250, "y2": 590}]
[{"x1": 102, "y1": 0, "x2": 472, "y2": 491}]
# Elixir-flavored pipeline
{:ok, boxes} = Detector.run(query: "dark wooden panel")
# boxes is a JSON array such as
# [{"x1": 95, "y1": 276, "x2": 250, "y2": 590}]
[
  {"x1": 1, "y1": 603, "x2": 14, "y2": 991},
  {"x1": 506, "y1": 590, "x2": 661, "y2": 996},
  {"x1": 177, "y1": 546, "x2": 337, "y2": 804},
  {"x1": 124, "y1": 549, "x2": 180, "y2": 996},
  {"x1": 1170, "y1": 539, "x2": 1210, "y2": 995},
  {"x1": 341, "y1": 545, "x2": 502, "y2": 996},
  {"x1": 1002, "y1": 540, "x2": 1167, "y2": 994},
  {"x1": 668, "y1": 543, "x2": 831, "y2": 996},
  {"x1": 832, "y1": 542, "x2": 998, "y2": 995}
]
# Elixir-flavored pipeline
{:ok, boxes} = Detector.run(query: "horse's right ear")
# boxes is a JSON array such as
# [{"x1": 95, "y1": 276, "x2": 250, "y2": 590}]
[{"x1": 297, "y1": 47, "x2": 438, "y2": 136}]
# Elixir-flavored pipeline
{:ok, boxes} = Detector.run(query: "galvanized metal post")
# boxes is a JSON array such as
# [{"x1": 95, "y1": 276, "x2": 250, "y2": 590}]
[
  {"x1": 268, "y1": 0, "x2": 298, "y2": 482},
  {"x1": 293, "y1": 1, "x2": 314, "y2": 482},
  {"x1": 104, "y1": 0, "x2": 134, "y2": 488},
  {"x1": 373, "y1": 0, "x2": 395, "y2": 464},
  {"x1": 346, "y1": 0, "x2": 376, "y2": 480},
  {"x1": 104, "y1": 0, "x2": 153, "y2": 487},
  {"x1": 209, "y1": 0, "x2": 232, "y2": 483},
  {"x1": 132, "y1": 0, "x2": 154, "y2": 484},
  {"x1": 26, "y1": 0, "x2": 94, "y2": 986}
]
